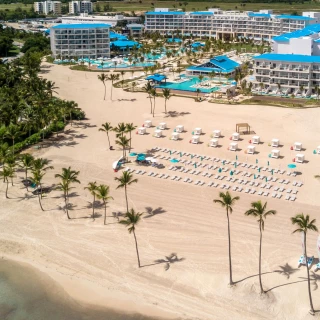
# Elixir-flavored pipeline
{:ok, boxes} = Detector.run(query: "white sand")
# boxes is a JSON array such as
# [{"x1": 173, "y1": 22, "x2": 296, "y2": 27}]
[{"x1": 0, "y1": 63, "x2": 320, "y2": 319}]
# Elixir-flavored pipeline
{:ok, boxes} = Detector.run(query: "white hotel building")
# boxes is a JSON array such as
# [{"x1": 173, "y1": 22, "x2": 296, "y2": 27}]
[
  {"x1": 145, "y1": 8, "x2": 320, "y2": 41},
  {"x1": 253, "y1": 24, "x2": 320, "y2": 96},
  {"x1": 50, "y1": 23, "x2": 110, "y2": 59}
]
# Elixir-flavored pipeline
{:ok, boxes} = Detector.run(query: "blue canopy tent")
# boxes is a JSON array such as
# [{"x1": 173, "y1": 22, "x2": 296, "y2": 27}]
[{"x1": 146, "y1": 74, "x2": 167, "y2": 84}]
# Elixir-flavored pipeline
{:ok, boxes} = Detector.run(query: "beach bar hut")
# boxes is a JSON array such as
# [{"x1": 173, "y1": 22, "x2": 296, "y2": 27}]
[
  {"x1": 247, "y1": 145, "x2": 255, "y2": 154},
  {"x1": 144, "y1": 120, "x2": 152, "y2": 128},
  {"x1": 232, "y1": 132, "x2": 240, "y2": 141},
  {"x1": 194, "y1": 128, "x2": 202, "y2": 135},
  {"x1": 138, "y1": 127, "x2": 146, "y2": 135},
  {"x1": 210, "y1": 139, "x2": 218, "y2": 147},
  {"x1": 159, "y1": 122, "x2": 166, "y2": 130},
  {"x1": 317, "y1": 146, "x2": 320, "y2": 154},
  {"x1": 271, "y1": 149, "x2": 280, "y2": 159},
  {"x1": 154, "y1": 129, "x2": 162, "y2": 138},
  {"x1": 171, "y1": 132, "x2": 179, "y2": 141},
  {"x1": 252, "y1": 136, "x2": 260, "y2": 144},
  {"x1": 191, "y1": 135, "x2": 200, "y2": 144},
  {"x1": 176, "y1": 125, "x2": 184, "y2": 133},
  {"x1": 229, "y1": 142, "x2": 238, "y2": 151},
  {"x1": 295, "y1": 153, "x2": 305, "y2": 163},
  {"x1": 271, "y1": 138, "x2": 280, "y2": 147},
  {"x1": 294, "y1": 142, "x2": 302, "y2": 151},
  {"x1": 213, "y1": 130, "x2": 221, "y2": 138}
]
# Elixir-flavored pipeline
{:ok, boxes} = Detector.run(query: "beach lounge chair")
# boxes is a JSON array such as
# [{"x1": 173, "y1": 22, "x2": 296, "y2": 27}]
[
  {"x1": 199, "y1": 181, "x2": 205, "y2": 186},
  {"x1": 207, "y1": 181, "x2": 213, "y2": 187},
  {"x1": 220, "y1": 184, "x2": 225, "y2": 189},
  {"x1": 148, "y1": 172, "x2": 154, "y2": 176},
  {"x1": 250, "y1": 189, "x2": 256, "y2": 194},
  {"x1": 258, "y1": 190, "x2": 263, "y2": 195},
  {"x1": 272, "y1": 192, "x2": 276, "y2": 198},
  {"x1": 254, "y1": 182, "x2": 259, "y2": 187},
  {"x1": 279, "y1": 187, "x2": 285, "y2": 192},
  {"x1": 171, "y1": 175, "x2": 176, "y2": 180},
  {"x1": 290, "y1": 196, "x2": 296, "y2": 201},
  {"x1": 238, "y1": 187, "x2": 243, "y2": 192},
  {"x1": 164, "y1": 175, "x2": 169, "y2": 179},
  {"x1": 292, "y1": 189, "x2": 298, "y2": 194},
  {"x1": 284, "y1": 180, "x2": 289, "y2": 185},
  {"x1": 188, "y1": 179, "x2": 193, "y2": 183},
  {"x1": 245, "y1": 188, "x2": 250, "y2": 193},
  {"x1": 207, "y1": 174, "x2": 213, "y2": 178},
  {"x1": 274, "y1": 186, "x2": 279, "y2": 191},
  {"x1": 285, "y1": 194, "x2": 290, "y2": 200},
  {"x1": 298, "y1": 255, "x2": 314, "y2": 268},
  {"x1": 314, "y1": 263, "x2": 320, "y2": 272},
  {"x1": 202, "y1": 172, "x2": 208, "y2": 177},
  {"x1": 183, "y1": 177, "x2": 189, "y2": 182},
  {"x1": 261, "y1": 183, "x2": 266, "y2": 188},
  {"x1": 286, "y1": 189, "x2": 292, "y2": 193},
  {"x1": 232, "y1": 186, "x2": 237, "y2": 191},
  {"x1": 176, "y1": 176, "x2": 182, "y2": 181},
  {"x1": 225, "y1": 185, "x2": 230, "y2": 190},
  {"x1": 263, "y1": 192, "x2": 269, "y2": 196},
  {"x1": 297, "y1": 182, "x2": 303, "y2": 187},
  {"x1": 276, "y1": 193, "x2": 282, "y2": 199}
]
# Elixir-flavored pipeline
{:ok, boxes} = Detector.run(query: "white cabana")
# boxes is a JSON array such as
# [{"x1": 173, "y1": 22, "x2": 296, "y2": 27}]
[
  {"x1": 232, "y1": 132, "x2": 240, "y2": 141},
  {"x1": 191, "y1": 135, "x2": 200, "y2": 144},
  {"x1": 138, "y1": 127, "x2": 146, "y2": 135},
  {"x1": 294, "y1": 142, "x2": 302, "y2": 151},
  {"x1": 252, "y1": 135, "x2": 260, "y2": 144},
  {"x1": 229, "y1": 142, "x2": 238, "y2": 151},
  {"x1": 171, "y1": 132, "x2": 179, "y2": 140},
  {"x1": 271, "y1": 149, "x2": 280, "y2": 159},
  {"x1": 176, "y1": 125, "x2": 184, "y2": 133},
  {"x1": 213, "y1": 130, "x2": 221, "y2": 138},
  {"x1": 194, "y1": 127, "x2": 202, "y2": 135},
  {"x1": 295, "y1": 153, "x2": 305, "y2": 163},
  {"x1": 144, "y1": 120, "x2": 152, "y2": 128},
  {"x1": 317, "y1": 146, "x2": 320, "y2": 154},
  {"x1": 247, "y1": 145, "x2": 255, "y2": 154},
  {"x1": 158, "y1": 122, "x2": 166, "y2": 130},
  {"x1": 154, "y1": 129, "x2": 162, "y2": 138},
  {"x1": 210, "y1": 139, "x2": 218, "y2": 147},
  {"x1": 271, "y1": 138, "x2": 279, "y2": 147}
]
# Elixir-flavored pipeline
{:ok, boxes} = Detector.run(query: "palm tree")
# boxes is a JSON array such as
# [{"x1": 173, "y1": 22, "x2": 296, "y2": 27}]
[
  {"x1": 144, "y1": 82, "x2": 153, "y2": 114},
  {"x1": 5, "y1": 123, "x2": 23, "y2": 155},
  {"x1": 213, "y1": 191, "x2": 240, "y2": 285},
  {"x1": 55, "y1": 167, "x2": 80, "y2": 220},
  {"x1": 244, "y1": 201, "x2": 277, "y2": 294},
  {"x1": 125, "y1": 123, "x2": 137, "y2": 152},
  {"x1": 96, "y1": 184, "x2": 113, "y2": 224},
  {"x1": 113, "y1": 122, "x2": 127, "y2": 138},
  {"x1": 150, "y1": 88, "x2": 157, "y2": 117},
  {"x1": 98, "y1": 73, "x2": 108, "y2": 100},
  {"x1": 30, "y1": 169, "x2": 45, "y2": 211},
  {"x1": 45, "y1": 80, "x2": 59, "y2": 98},
  {"x1": 108, "y1": 73, "x2": 120, "y2": 100},
  {"x1": 84, "y1": 182, "x2": 97, "y2": 220},
  {"x1": 114, "y1": 171, "x2": 138, "y2": 212},
  {"x1": 19, "y1": 153, "x2": 34, "y2": 191},
  {"x1": 116, "y1": 135, "x2": 130, "y2": 159},
  {"x1": 99, "y1": 122, "x2": 113, "y2": 150},
  {"x1": 119, "y1": 209, "x2": 143, "y2": 267},
  {"x1": 0, "y1": 166, "x2": 14, "y2": 199},
  {"x1": 131, "y1": 81, "x2": 136, "y2": 92},
  {"x1": 162, "y1": 88, "x2": 171, "y2": 114},
  {"x1": 291, "y1": 214, "x2": 318, "y2": 314},
  {"x1": 196, "y1": 88, "x2": 201, "y2": 101},
  {"x1": 198, "y1": 74, "x2": 204, "y2": 84}
]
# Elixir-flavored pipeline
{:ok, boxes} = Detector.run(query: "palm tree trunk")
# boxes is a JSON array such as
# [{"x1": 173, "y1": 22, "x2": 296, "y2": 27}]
[
  {"x1": 129, "y1": 132, "x2": 132, "y2": 152},
  {"x1": 304, "y1": 232, "x2": 315, "y2": 313},
  {"x1": 164, "y1": 99, "x2": 167, "y2": 114},
  {"x1": 5, "y1": 179, "x2": 9, "y2": 199},
  {"x1": 259, "y1": 221, "x2": 264, "y2": 294},
  {"x1": 92, "y1": 194, "x2": 95, "y2": 220},
  {"x1": 12, "y1": 138, "x2": 15, "y2": 155},
  {"x1": 104, "y1": 202, "x2": 107, "y2": 225},
  {"x1": 153, "y1": 98, "x2": 156, "y2": 117},
  {"x1": 25, "y1": 169, "x2": 29, "y2": 191},
  {"x1": 124, "y1": 185, "x2": 128, "y2": 212},
  {"x1": 149, "y1": 96, "x2": 152, "y2": 114},
  {"x1": 38, "y1": 193, "x2": 44, "y2": 211},
  {"x1": 133, "y1": 229, "x2": 141, "y2": 268},
  {"x1": 110, "y1": 82, "x2": 113, "y2": 101},
  {"x1": 65, "y1": 191, "x2": 70, "y2": 219},
  {"x1": 226, "y1": 208, "x2": 233, "y2": 285},
  {"x1": 107, "y1": 133, "x2": 111, "y2": 149},
  {"x1": 103, "y1": 83, "x2": 106, "y2": 100}
]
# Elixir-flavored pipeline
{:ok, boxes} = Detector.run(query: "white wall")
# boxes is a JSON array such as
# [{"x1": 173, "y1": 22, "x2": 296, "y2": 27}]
[{"x1": 274, "y1": 38, "x2": 313, "y2": 55}]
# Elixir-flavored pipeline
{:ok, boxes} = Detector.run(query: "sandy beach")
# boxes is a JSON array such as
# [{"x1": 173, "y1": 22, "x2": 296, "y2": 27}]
[{"x1": 0, "y1": 62, "x2": 320, "y2": 319}]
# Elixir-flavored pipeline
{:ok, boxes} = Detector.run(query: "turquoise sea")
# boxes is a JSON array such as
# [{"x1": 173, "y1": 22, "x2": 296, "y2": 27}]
[{"x1": 0, "y1": 260, "x2": 161, "y2": 320}]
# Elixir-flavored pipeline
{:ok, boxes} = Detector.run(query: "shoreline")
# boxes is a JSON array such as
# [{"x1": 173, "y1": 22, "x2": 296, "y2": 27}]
[{"x1": 0, "y1": 256, "x2": 176, "y2": 320}]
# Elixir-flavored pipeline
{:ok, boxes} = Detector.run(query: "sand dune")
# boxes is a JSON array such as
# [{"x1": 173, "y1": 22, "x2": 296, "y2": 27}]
[{"x1": 0, "y1": 63, "x2": 320, "y2": 319}]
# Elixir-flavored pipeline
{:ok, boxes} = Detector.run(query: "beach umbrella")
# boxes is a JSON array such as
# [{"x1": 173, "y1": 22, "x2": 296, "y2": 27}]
[
  {"x1": 234, "y1": 163, "x2": 237, "y2": 168},
  {"x1": 265, "y1": 177, "x2": 268, "y2": 182},
  {"x1": 254, "y1": 174, "x2": 256, "y2": 179},
  {"x1": 218, "y1": 168, "x2": 222, "y2": 173},
  {"x1": 230, "y1": 171, "x2": 233, "y2": 176},
  {"x1": 190, "y1": 154, "x2": 194, "y2": 159},
  {"x1": 179, "y1": 152, "x2": 182, "y2": 157},
  {"x1": 222, "y1": 160, "x2": 225, "y2": 165},
  {"x1": 271, "y1": 169, "x2": 274, "y2": 175},
  {"x1": 169, "y1": 150, "x2": 172, "y2": 155},
  {"x1": 288, "y1": 164, "x2": 297, "y2": 169},
  {"x1": 267, "y1": 161, "x2": 270, "y2": 166},
  {"x1": 194, "y1": 163, "x2": 197, "y2": 168},
  {"x1": 170, "y1": 158, "x2": 179, "y2": 163},
  {"x1": 256, "y1": 159, "x2": 258, "y2": 164},
  {"x1": 236, "y1": 155, "x2": 238, "y2": 160},
  {"x1": 258, "y1": 167, "x2": 261, "y2": 173},
  {"x1": 200, "y1": 156, "x2": 204, "y2": 161},
  {"x1": 129, "y1": 152, "x2": 137, "y2": 157}
]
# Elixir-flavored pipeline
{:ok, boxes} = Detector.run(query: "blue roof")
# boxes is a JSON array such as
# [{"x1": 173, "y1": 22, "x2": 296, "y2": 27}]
[
  {"x1": 167, "y1": 38, "x2": 182, "y2": 43},
  {"x1": 190, "y1": 11, "x2": 213, "y2": 15},
  {"x1": 191, "y1": 42, "x2": 204, "y2": 48},
  {"x1": 145, "y1": 11, "x2": 185, "y2": 15},
  {"x1": 275, "y1": 15, "x2": 313, "y2": 20},
  {"x1": 146, "y1": 74, "x2": 167, "y2": 82},
  {"x1": 52, "y1": 23, "x2": 110, "y2": 29},
  {"x1": 254, "y1": 53, "x2": 320, "y2": 63},
  {"x1": 186, "y1": 55, "x2": 240, "y2": 73},
  {"x1": 273, "y1": 24, "x2": 320, "y2": 42},
  {"x1": 111, "y1": 40, "x2": 139, "y2": 48},
  {"x1": 248, "y1": 13, "x2": 271, "y2": 18},
  {"x1": 110, "y1": 31, "x2": 127, "y2": 40}
]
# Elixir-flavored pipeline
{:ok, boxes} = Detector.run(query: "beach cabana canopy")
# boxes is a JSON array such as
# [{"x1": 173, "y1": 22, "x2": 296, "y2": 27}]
[
  {"x1": 252, "y1": 135, "x2": 260, "y2": 144},
  {"x1": 158, "y1": 122, "x2": 166, "y2": 130},
  {"x1": 271, "y1": 138, "x2": 280, "y2": 147},
  {"x1": 138, "y1": 127, "x2": 146, "y2": 135},
  {"x1": 317, "y1": 146, "x2": 320, "y2": 154},
  {"x1": 294, "y1": 142, "x2": 302, "y2": 151},
  {"x1": 154, "y1": 129, "x2": 162, "y2": 137},
  {"x1": 213, "y1": 130, "x2": 221, "y2": 138},
  {"x1": 236, "y1": 123, "x2": 250, "y2": 134},
  {"x1": 210, "y1": 139, "x2": 218, "y2": 147},
  {"x1": 295, "y1": 153, "x2": 305, "y2": 163},
  {"x1": 144, "y1": 120, "x2": 152, "y2": 128},
  {"x1": 194, "y1": 127, "x2": 202, "y2": 135},
  {"x1": 191, "y1": 135, "x2": 200, "y2": 144},
  {"x1": 146, "y1": 74, "x2": 167, "y2": 83},
  {"x1": 247, "y1": 145, "x2": 255, "y2": 154},
  {"x1": 229, "y1": 142, "x2": 238, "y2": 151},
  {"x1": 271, "y1": 149, "x2": 280, "y2": 158},
  {"x1": 171, "y1": 132, "x2": 179, "y2": 140},
  {"x1": 232, "y1": 132, "x2": 240, "y2": 141},
  {"x1": 176, "y1": 125, "x2": 184, "y2": 133}
]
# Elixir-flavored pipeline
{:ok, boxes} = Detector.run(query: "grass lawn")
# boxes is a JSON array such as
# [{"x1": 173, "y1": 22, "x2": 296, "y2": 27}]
[
  {"x1": 8, "y1": 45, "x2": 20, "y2": 56},
  {"x1": 0, "y1": 3, "x2": 32, "y2": 11}
]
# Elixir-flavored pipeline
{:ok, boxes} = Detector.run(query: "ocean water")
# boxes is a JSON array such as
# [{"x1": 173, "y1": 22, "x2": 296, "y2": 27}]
[{"x1": 0, "y1": 260, "x2": 160, "y2": 320}]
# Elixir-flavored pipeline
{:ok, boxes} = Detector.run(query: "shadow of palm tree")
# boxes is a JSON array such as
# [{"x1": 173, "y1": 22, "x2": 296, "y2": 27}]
[
  {"x1": 141, "y1": 253, "x2": 185, "y2": 270},
  {"x1": 234, "y1": 271, "x2": 276, "y2": 284},
  {"x1": 274, "y1": 263, "x2": 299, "y2": 279},
  {"x1": 144, "y1": 206, "x2": 166, "y2": 218},
  {"x1": 265, "y1": 280, "x2": 306, "y2": 293},
  {"x1": 299, "y1": 272, "x2": 320, "y2": 291}
]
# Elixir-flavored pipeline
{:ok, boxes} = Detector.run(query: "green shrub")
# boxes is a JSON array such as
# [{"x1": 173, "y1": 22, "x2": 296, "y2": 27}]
[{"x1": 70, "y1": 109, "x2": 86, "y2": 120}]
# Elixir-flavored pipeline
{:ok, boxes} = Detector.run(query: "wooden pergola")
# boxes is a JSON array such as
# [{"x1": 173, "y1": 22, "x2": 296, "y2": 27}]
[{"x1": 236, "y1": 123, "x2": 251, "y2": 134}]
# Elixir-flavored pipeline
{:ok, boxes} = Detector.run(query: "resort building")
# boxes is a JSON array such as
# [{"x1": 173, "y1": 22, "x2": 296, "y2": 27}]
[
  {"x1": 61, "y1": 14, "x2": 141, "y2": 27},
  {"x1": 34, "y1": 1, "x2": 61, "y2": 15},
  {"x1": 253, "y1": 24, "x2": 320, "y2": 96},
  {"x1": 186, "y1": 55, "x2": 240, "y2": 77},
  {"x1": 126, "y1": 24, "x2": 144, "y2": 38},
  {"x1": 50, "y1": 23, "x2": 110, "y2": 59},
  {"x1": 145, "y1": 8, "x2": 320, "y2": 41},
  {"x1": 68, "y1": 0, "x2": 92, "y2": 14}
]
